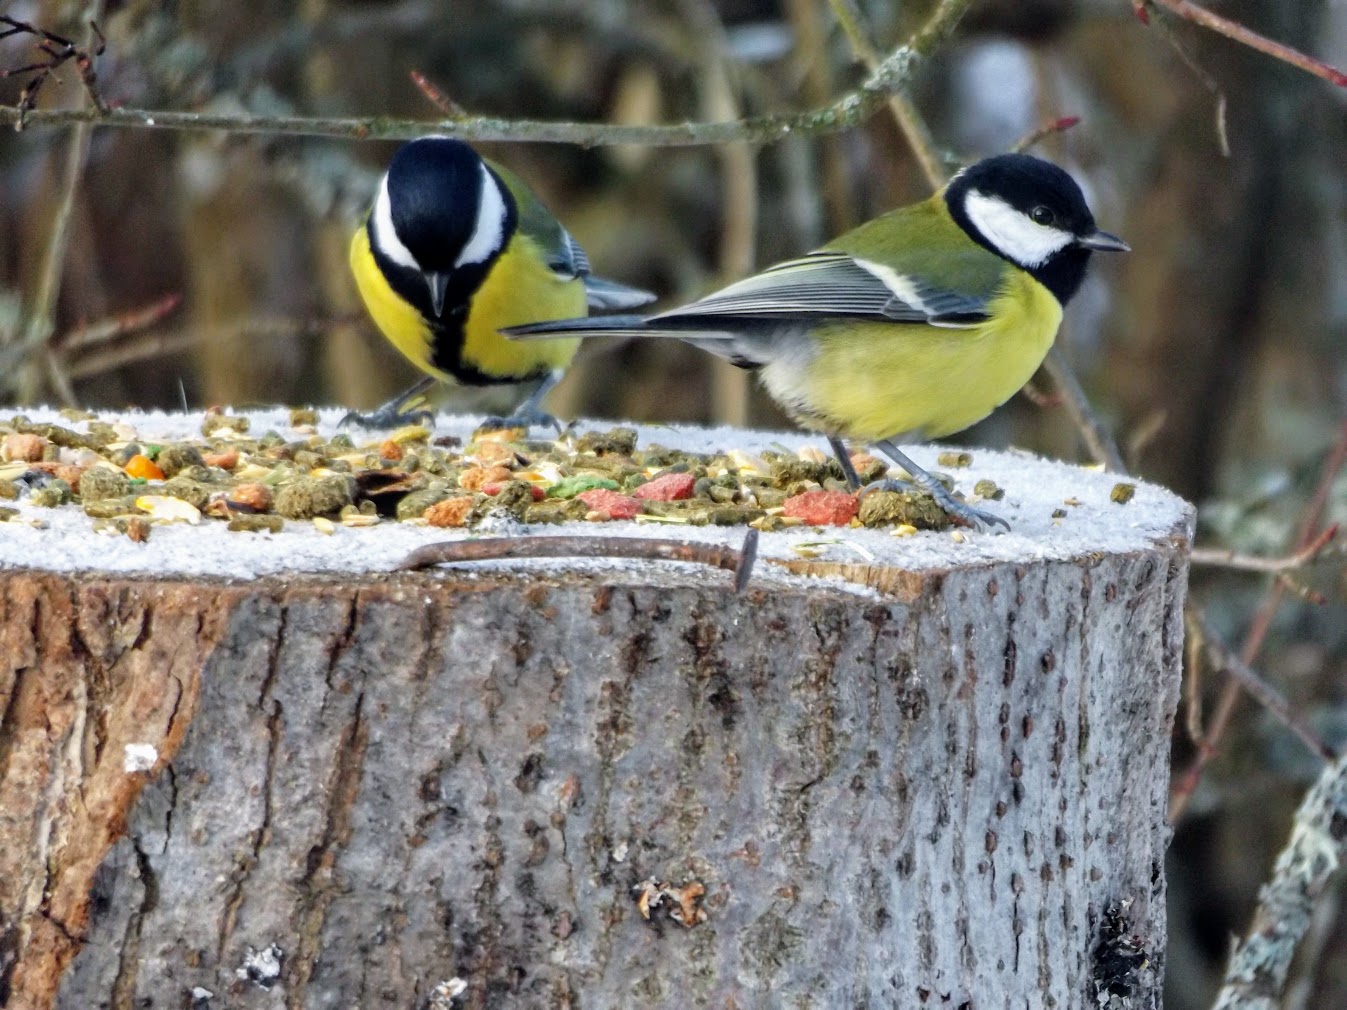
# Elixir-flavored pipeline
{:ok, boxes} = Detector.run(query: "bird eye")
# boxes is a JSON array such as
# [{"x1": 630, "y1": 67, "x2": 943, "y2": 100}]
[{"x1": 1030, "y1": 206, "x2": 1055, "y2": 226}]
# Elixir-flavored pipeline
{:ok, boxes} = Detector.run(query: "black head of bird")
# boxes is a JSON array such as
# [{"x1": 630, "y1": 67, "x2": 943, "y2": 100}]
[
  {"x1": 371, "y1": 136, "x2": 513, "y2": 317},
  {"x1": 945, "y1": 153, "x2": 1128, "y2": 306}
]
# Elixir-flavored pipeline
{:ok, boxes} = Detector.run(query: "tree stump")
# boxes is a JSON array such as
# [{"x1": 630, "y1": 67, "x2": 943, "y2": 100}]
[{"x1": 0, "y1": 410, "x2": 1192, "y2": 1009}]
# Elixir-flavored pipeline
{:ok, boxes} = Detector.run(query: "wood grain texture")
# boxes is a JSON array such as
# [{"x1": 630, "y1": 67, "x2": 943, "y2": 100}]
[{"x1": 0, "y1": 536, "x2": 1188, "y2": 1009}]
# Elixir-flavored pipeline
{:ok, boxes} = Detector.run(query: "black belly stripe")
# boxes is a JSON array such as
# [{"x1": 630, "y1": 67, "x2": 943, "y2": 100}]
[{"x1": 369, "y1": 220, "x2": 545, "y2": 388}]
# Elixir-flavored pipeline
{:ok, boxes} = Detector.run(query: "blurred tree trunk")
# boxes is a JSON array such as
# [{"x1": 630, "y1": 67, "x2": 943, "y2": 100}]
[{"x1": 1092, "y1": 0, "x2": 1341, "y2": 500}]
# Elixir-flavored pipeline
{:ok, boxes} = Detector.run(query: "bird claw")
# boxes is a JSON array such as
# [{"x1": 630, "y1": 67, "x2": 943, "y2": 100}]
[
  {"x1": 860, "y1": 477, "x2": 1009, "y2": 533},
  {"x1": 477, "y1": 409, "x2": 564, "y2": 435},
  {"x1": 951, "y1": 503, "x2": 1011, "y2": 534},
  {"x1": 339, "y1": 405, "x2": 436, "y2": 430},
  {"x1": 858, "y1": 478, "x2": 921, "y2": 497}
]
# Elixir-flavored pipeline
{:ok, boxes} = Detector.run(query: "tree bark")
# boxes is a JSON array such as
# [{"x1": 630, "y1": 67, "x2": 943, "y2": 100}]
[{"x1": 1, "y1": 532, "x2": 1189, "y2": 1008}]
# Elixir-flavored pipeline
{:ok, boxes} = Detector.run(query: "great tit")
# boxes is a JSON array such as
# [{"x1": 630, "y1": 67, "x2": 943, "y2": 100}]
[
  {"x1": 505, "y1": 153, "x2": 1127, "y2": 530},
  {"x1": 346, "y1": 137, "x2": 655, "y2": 429}
]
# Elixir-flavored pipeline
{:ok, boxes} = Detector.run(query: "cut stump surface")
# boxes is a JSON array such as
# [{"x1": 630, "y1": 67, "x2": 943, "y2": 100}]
[{"x1": 0, "y1": 409, "x2": 1192, "y2": 1009}]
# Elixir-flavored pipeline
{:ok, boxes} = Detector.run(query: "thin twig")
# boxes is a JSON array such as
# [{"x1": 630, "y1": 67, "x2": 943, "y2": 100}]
[
  {"x1": 1211, "y1": 750, "x2": 1347, "y2": 1009},
  {"x1": 1171, "y1": 422, "x2": 1347, "y2": 821},
  {"x1": 1010, "y1": 116, "x2": 1081, "y2": 154},
  {"x1": 1018, "y1": 377, "x2": 1066, "y2": 409},
  {"x1": 827, "y1": 0, "x2": 949, "y2": 190},
  {"x1": 54, "y1": 293, "x2": 183, "y2": 352},
  {"x1": 785, "y1": 0, "x2": 853, "y2": 232},
  {"x1": 1123, "y1": 407, "x2": 1167, "y2": 471},
  {"x1": 44, "y1": 351, "x2": 77, "y2": 407},
  {"x1": 0, "y1": 0, "x2": 977, "y2": 143},
  {"x1": 63, "y1": 315, "x2": 344, "y2": 380},
  {"x1": 1184, "y1": 613, "x2": 1205, "y2": 746},
  {"x1": 1190, "y1": 524, "x2": 1339, "y2": 574},
  {"x1": 1042, "y1": 348, "x2": 1128, "y2": 472},
  {"x1": 1145, "y1": 11, "x2": 1230, "y2": 156},
  {"x1": 1187, "y1": 609, "x2": 1337, "y2": 763},
  {"x1": 11, "y1": 5, "x2": 106, "y2": 404},
  {"x1": 0, "y1": 14, "x2": 107, "y2": 121},
  {"x1": 408, "y1": 71, "x2": 465, "y2": 118},
  {"x1": 1144, "y1": 0, "x2": 1347, "y2": 89},
  {"x1": 398, "y1": 529, "x2": 761, "y2": 594}
]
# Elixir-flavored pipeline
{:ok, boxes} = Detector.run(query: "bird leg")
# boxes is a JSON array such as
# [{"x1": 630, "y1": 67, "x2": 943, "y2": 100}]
[
  {"x1": 478, "y1": 370, "x2": 565, "y2": 434},
  {"x1": 340, "y1": 375, "x2": 438, "y2": 429},
  {"x1": 866, "y1": 439, "x2": 1010, "y2": 533},
  {"x1": 828, "y1": 434, "x2": 921, "y2": 494},
  {"x1": 827, "y1": 435, "x2": 864, "y2": 491}
]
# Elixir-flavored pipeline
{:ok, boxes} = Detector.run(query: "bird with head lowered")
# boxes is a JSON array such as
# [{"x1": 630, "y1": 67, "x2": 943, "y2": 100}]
[
  {"x1": 346, "y1": 137, "x2": 655, "y2": 430},
  {"x1": 505, "y1": 153, "x2": 1127, "y2": 530}
]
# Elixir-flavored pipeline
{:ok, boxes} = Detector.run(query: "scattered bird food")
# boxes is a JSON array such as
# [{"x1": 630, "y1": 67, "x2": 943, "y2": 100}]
[{"x1": 0, "y1": 408, "x2": 992, "y2": 537}]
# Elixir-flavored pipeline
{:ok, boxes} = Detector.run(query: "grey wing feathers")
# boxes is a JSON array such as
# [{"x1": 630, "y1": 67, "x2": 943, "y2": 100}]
[
  {"x1": 583, "y1": 274, "x2": 658, "y2": 311},
  {"x1": 504, "y1": 315, "x2": 653, "y2": 340},
  {"x1": 653, "y1": 252, "x2": 989, "y2": 326},
  {"x1": 504, "y1": 251, "x2": 992, "y2": 342},
  {"x1": 558, "y1": 231, "x2": 656, "y2": 310},
  {"x1": 564, "y1": 233, "x2": 592, "y2": 277},
  {"x1": 503, "y1": 315, "x2": 739, "y2": 342}
]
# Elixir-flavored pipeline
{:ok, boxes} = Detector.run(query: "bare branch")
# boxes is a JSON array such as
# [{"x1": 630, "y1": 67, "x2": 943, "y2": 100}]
[
  {"x1": 1172, "y1": 422, "x2": 1347, "y2": 821},
  {"x1": 0, "y1": 0, "x2": 977, "y2": 144},
  {"x1": 828, "y1": 0, "x2": 950, "y2": 190},
  {"x1": 1143, "y1": 0, "x2": 1347, "y2": 89},
  {"x1": 6, "y1": 7, "x2": 106, "y2": 403},
  {"x1": 1042, "y1": 348, "x2": 1128, "y2": 472},
  {"x1": 0, "y1": 15, "x2": 107, "y2": 121},
  {"x1": 677, "y1": 0, "x2": 758, "y2": 427},
  {"x1": 1187, "y1": 609, "x2": 1337, "y2": 764},
  {"x1": 1191, "y1": 524, "x2": 1340, "y2": 574},
  {"x1": 1146, "y1": 10, "x2": 1230, "y2": 156},
  {"x1": 61, "y1": 315, "x2": 346, "y2": 381},
  {"x1": 1211, "y1": 751, "x2": 1347, "y2": 1009},
  {"x1": 55, "y1": 294, "x2": 183, "y2": 352}
]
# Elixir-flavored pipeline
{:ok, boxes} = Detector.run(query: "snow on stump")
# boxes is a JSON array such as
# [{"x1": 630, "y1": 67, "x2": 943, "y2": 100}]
[{"x1": 0, "y1": 408, "x2": 1192, "y2": 1009}]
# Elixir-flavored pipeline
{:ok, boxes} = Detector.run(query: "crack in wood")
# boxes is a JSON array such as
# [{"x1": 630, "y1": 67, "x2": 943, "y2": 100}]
[
  {"x1": 289, "y1": 689, "x2": 368, "y2": 1006},
  {"x1": 109, "y1": 836, "x2": 158, "y2": 1010}
]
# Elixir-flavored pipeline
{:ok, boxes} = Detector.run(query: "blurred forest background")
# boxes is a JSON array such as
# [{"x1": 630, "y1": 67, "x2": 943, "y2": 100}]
[{"x1": 2, "y1": 0, "x2": 1346, "y2": 1006}]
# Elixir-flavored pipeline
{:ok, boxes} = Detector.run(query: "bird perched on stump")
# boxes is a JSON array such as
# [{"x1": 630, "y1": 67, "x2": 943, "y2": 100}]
[
  {"x1": 345, "y1": 136, "x2": 655, "y2": 430},
  {"x1": 505, "y1": 153, "x2": 1128, "y2": 530}
]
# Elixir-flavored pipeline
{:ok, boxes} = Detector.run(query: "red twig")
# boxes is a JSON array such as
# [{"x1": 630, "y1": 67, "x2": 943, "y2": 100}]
[
  {"x1": 56, "y1": 293, "x2": 183, "y2": 352},
  {"x1": 409, "y1": 70, "x2": 465, "y2": 118},
  {"x1": 1019, "y1": 378, "x2": 1066, "y2": 409},
  {"x1": 1010, "y1": 115, "x2": 1080, "y2": 154},
  {"x1": 1171, "y1": 423, "x2": 1347, "y2": 821},
  {"x1": 1142, "y1": 0, "x2": 1347, "y2": 88}
]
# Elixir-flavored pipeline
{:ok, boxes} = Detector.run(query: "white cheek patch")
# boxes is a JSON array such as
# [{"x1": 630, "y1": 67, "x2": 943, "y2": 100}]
[
  {"x1": 371, "y1": 174, "x2": 420, "y2": 270},
  {"x1": 454, "y1": 164, "x2": 508, "y2": 269},
  {"x1": 964, "y1": 190, "x2": 1073, "y2": 269}
]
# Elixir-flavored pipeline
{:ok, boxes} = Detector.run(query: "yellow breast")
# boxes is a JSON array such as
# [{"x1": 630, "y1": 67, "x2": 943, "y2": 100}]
[
  {"x1": 460, "y1": 234, "x2": 584, "y2": 380},
  {"x1": 349, "y1": 225, "x2": 445, "y2": 379},
  {"x1": 348, "y1": 226, "x2": 585, "y2": 385},
  {"x1": 794, "y1": 269, "x2": 1063, "y2": 442}
]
